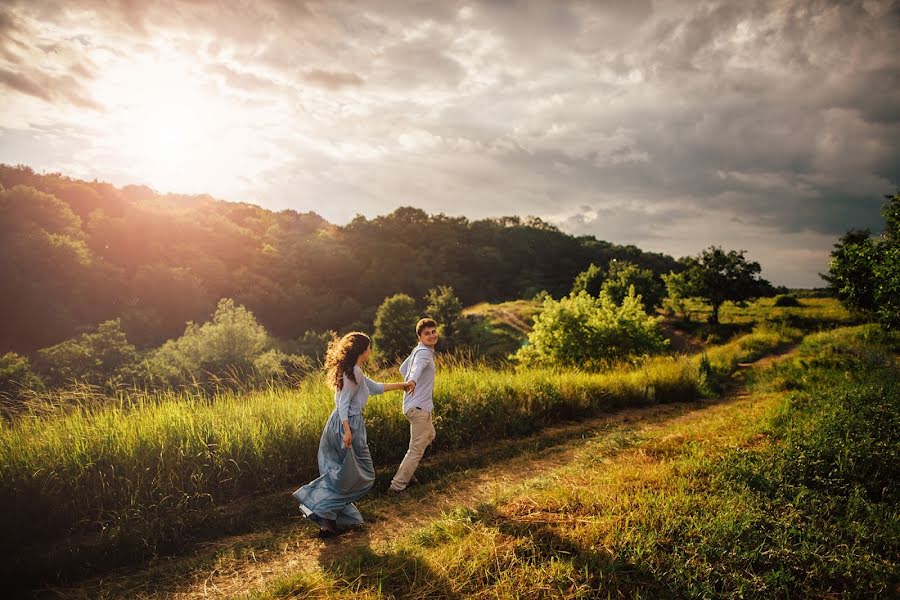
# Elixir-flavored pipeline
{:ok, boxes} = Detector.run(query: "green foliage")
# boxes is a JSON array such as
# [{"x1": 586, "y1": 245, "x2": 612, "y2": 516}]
[
  {"x1": 772, "y1": 294, "x2": 801, "y2": 307},
  {"x1": 682, "y1": 246, "x2": 772, "y2": 324},
  {"x1": 373, "y1": 293, "x2": 419, "y2": 363},
  {"x1": 145, "y1": 299, "x2": 277, "y2": 388},
  {"x1": 0, "y1": 184, "x2": 103, "y2": 351},
  {"x1": 662, "y1": 270, "x2": 695, "y2": 320},
  {"x1": 0, "y1": 352, "x2": 44, "y2": 399},
  {"x1": 570, "y1": 262, "x2": 603, "y2": 296},
  {"x1": 36, "y1": 319, "x2": 140, "y2": 391},
  {"x1": 825, "y1": 193, "x2": 900, "y2": 330},
  {"x1": 601, "y1": 260, "x2": 665, "y2": 310},
  {"x1": 424, "y1": 285, "x2": 462, "y2": 347},
  {"x1": 1, "y1": 165, "x2": 682, "y2": 354},
  {"x1": 514, "y1": 289, "x2": 668, "y2": 370},
  {"x1": 295, "y1": 329, "x2": 336, "y2": 364}
]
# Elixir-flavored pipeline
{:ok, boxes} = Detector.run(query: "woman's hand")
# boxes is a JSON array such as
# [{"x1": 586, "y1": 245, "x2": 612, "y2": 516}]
[
  {"x1": 404, "y1": 380, "x2": 416, "y2": 394},
  {"x1": 342, "y1": 430, "x2": 353, "y2": 448}
]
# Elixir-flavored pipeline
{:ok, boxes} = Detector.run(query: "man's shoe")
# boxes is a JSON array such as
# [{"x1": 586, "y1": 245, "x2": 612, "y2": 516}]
[{"x1": 388, "y1": 486, "x2": 407, "y2": 496}]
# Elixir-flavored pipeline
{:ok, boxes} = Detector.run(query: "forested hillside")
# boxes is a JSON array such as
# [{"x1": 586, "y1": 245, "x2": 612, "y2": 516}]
[{"x1": 0, "y1": 164, "x2": 679, "y2": 353}]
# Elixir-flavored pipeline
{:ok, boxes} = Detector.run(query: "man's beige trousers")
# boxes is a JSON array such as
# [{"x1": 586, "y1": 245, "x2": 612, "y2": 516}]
[{"x1": 390, "y1": 408, "x2": 436, "y2": 491}]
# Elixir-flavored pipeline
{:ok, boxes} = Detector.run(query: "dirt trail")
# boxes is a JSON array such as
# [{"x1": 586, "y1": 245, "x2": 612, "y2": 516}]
[{"x1": 40, "y1": 350, "x2": 796, "y2": 600}]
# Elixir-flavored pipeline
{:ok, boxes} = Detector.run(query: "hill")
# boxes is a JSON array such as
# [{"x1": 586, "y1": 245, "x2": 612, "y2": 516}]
[{"x1": 0, "y1": 164, "x2": 679, "y2": 354}]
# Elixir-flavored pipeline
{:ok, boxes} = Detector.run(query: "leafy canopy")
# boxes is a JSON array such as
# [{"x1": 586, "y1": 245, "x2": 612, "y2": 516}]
[
  {"x1": 513, "y1": 288, "x2": 668, "y2": 370},
  {"x1": 825, "y1": 193, "x2": 900, "y2": 330},
  {"x1": 681, "y1": 246, "x2": 771, "y2": 324},
  {"x1": 373, "y1": 293, "x2": 419, "y2": 363}
]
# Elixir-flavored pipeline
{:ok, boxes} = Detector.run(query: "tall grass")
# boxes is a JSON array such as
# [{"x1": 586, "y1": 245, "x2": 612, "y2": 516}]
[
  {"x1": 0, "y1": 327, "x2": 797, "y2": 583},
  {"x1": 258, "y1": 325, "x2": 898, "y2": 599}
]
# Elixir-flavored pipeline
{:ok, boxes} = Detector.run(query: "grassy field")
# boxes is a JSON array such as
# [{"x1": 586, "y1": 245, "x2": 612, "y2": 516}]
[
  {"x1": 255, "y1": 325, "x2": 899, "y2": 599},
  {"x1": 0, "y1": 296, "x2": 869, "y2": 591}
]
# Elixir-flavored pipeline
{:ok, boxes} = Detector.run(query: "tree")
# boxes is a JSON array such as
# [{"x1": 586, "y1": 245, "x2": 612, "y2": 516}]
[
  {"x1": 424, "y1": 285, "x2": 463, "y2": 348},
  {"x1": 146, "y1": 298, "x2": 272, "y2": 388},
  {"x1": 373, "y1": 294, "x2": 419, "y2": 363},
  {"x1": 601, "y1": 260, "x2": 665, "y2": 311},
  {"x1": 0, "y1": 352, "x2": 44, "y2": 399},
  {"x1": 36, "y1": 319, "x2": 140, "y2": 390},
  {"x1": 571, "y1": 263, "x2": 604, "y2": 296},
  {"x1": 662, "y1": 271, "x2": 696, "y2": 320},
  {"x1": 513, "y1": 289, "x2": 668, "y2": 370},
  {"x1": 825, "y1": 193, "x2": 900, "y2": 329},
  {"x1": 682, "y1": 247, "x2": 770, "y2": 324}
]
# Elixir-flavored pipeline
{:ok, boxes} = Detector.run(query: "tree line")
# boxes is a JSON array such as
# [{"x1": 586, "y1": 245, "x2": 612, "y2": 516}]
[{"x1": 0, "y1": 164, "x2": 679, "y2": 355}]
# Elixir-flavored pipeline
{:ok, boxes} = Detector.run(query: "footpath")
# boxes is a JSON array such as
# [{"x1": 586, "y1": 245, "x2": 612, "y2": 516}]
[{"x1": 39, "y1": 350, "x2": 793, "y2": 600}]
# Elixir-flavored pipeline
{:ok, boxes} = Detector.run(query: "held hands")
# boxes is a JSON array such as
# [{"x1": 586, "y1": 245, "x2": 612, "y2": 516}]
[{"x1": 404, "y1": 380, "x2": 416, "y2": 395}]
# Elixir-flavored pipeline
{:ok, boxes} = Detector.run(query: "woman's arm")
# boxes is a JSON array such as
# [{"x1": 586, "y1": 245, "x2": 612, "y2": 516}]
[{"x1": 362, "y1": 374, "x2": 410, "y2": 394}]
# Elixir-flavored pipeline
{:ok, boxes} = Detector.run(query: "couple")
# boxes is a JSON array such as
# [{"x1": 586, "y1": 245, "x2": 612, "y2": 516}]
[{"x1": 291, "y1": 318, "x2": 439, "y2": 536}]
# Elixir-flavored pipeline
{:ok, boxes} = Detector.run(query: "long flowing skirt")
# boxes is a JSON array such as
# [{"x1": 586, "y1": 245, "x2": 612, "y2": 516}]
[{"x1": 291, "y1": 410, "x2": 375, "y2": 528}]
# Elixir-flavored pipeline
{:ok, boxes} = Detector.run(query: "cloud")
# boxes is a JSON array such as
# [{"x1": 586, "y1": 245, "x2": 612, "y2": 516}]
[
  {"x1": 302, "y1": 68, "x2": 364, "y2": 90},
  {"x1": 1, "y1": 0, "x2": 898, "y2": 287}
]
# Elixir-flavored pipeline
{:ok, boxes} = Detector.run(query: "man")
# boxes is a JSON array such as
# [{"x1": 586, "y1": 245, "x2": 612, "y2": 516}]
[{"x1": 389, "y1": 318, "x2": 438, "y2": 494}]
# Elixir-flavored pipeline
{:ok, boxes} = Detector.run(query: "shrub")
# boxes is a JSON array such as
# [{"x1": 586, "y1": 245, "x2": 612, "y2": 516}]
[
  {"x1": 35, "y1": 319, "x2": 140, "y2": 390},
  {"x1": 773, "y1": 294, "x2": 801, "y2": 307},
  {"x1": 0, "y1": 352, "x2": 44, "y2": 400},
  {"x1": 145, "y1": 299, "x2": 275, "y2": 388},
  {"x1": 513, "y1": 288, "x2": 668, "y2": 370}
]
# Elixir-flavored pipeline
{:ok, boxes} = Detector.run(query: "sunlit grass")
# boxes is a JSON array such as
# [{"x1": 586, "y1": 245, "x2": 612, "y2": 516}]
[
  {"x1": 258, "y1": 325, "x2": 899, "y2": 599},
  {"x1": 0, "y1": 326, "x2": 802, "y2": 580}
]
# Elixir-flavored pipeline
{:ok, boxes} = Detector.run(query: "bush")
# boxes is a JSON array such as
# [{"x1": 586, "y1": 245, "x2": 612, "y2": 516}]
[
  {"x1": 145, "y1": 298, "x2": 276, "y2": 389},
  {"x1": 773, "y1": 294, "x2": 801, "y2": 307},
  {"x1": 0, "y1": 352, "x2": 44, "y2": 400},
  {"x1": 35, "y1": 319, "x2": 140, "y2": 390},
  {"x1": 513, "y1": 288, "x2": 669, "y2": 370}
]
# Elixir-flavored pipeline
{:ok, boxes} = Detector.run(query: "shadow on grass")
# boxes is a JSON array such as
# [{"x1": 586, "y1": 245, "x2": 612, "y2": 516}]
[{"x1": 316, "y1": 539, "x2": 464, "y2": 599}]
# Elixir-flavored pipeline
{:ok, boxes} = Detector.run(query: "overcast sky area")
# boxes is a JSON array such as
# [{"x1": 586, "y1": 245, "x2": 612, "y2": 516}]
[{"x1": 2, "y1": 0, "x2": 899, "y2": 287}]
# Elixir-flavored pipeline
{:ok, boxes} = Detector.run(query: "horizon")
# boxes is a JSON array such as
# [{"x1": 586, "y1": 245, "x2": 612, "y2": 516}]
[{"x1": 2, "y1": 1, "x2": 899, "y2": 288}]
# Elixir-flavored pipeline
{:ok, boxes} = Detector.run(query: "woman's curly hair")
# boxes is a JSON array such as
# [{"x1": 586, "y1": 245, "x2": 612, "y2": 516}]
[{"x1": 324, "y1": 332, "x2": 371, "y2": 390}]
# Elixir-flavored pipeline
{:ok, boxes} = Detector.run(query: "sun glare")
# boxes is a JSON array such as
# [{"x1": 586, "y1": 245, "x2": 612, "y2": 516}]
[{"x1": 92, "y1": 54, "x2": 226, "y2": 190}]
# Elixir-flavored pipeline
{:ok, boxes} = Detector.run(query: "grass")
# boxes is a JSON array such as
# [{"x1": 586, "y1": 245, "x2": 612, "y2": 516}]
[
  {"x1": 0, "y1": 298, "x2": 855, "y2": 589},
  {"x1": 0, "y1": 350, "x2": 697, "y2": 585},
  {"x1": 256, "y1": 325, "x2": 899, "y2": 598}
]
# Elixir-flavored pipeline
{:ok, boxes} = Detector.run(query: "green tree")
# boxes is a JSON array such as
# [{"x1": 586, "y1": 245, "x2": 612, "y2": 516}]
[
  {"x1": 0, "y1": 352, "x2": 44, "y2": 398},
  {"x1": 424, "y1": 285, "x2": 463, "y2": 348},
  {"x1": 571, "y1": 263, "x2": 604, "y2": 296},
  {"x1": 146, "y1": 298, "x2": 271, "y2": 388},
  {"x1": 513, "y1": 289, "x2": 668, "y2": 370},
  {"x1": 36, "y1": 319, "x2": 140, "y2": 390},
  {"x1": 682, "y1": 247, "x2": 770, "y2": 324},
  {"x1": 601, "y1": 260, "x2": 665, "y2": 311},
  {"x1": 662, "y1": 271, "x2": 696, "y2": 320},
  {"x1": 373, "y1": 293, "x2": 419, "y2": 363},
  {"x1": 825, "y1": 193, "x2": 900, "y2": 329}
]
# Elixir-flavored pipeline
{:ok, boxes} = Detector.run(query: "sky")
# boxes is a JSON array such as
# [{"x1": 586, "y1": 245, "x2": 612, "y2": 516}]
[{"x1": 1, "y1": 0, "x2": 899, "y2": 288}]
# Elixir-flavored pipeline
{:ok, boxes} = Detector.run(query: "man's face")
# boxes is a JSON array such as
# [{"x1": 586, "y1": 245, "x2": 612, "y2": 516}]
[{"x1": 418, "y1": 326, "x2": 438, "y2": 347}]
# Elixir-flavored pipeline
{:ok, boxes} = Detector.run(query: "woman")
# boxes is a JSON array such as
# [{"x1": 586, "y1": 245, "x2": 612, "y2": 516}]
[{"x1": 292, "y1": 332, "x2": 410, "y2": 536}]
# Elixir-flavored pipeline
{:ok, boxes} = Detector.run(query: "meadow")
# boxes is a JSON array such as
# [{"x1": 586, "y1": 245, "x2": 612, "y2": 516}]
[
  {"x1": 257, "y1": 325, "x2": 899, "y2": 599},
  {"x1": 0, "y1": 297, "x2": 873, "y2": 591}
]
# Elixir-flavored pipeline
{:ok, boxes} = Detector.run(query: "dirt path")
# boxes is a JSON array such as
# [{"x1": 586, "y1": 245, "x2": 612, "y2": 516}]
[{"x1": 40, "y1": 350, "x2": 796, "y2": 600}]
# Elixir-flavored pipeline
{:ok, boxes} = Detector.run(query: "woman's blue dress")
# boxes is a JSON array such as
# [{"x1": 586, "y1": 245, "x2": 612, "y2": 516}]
[{"x1": 292, "y1": 366, "x2": 384, "y2": 528}]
